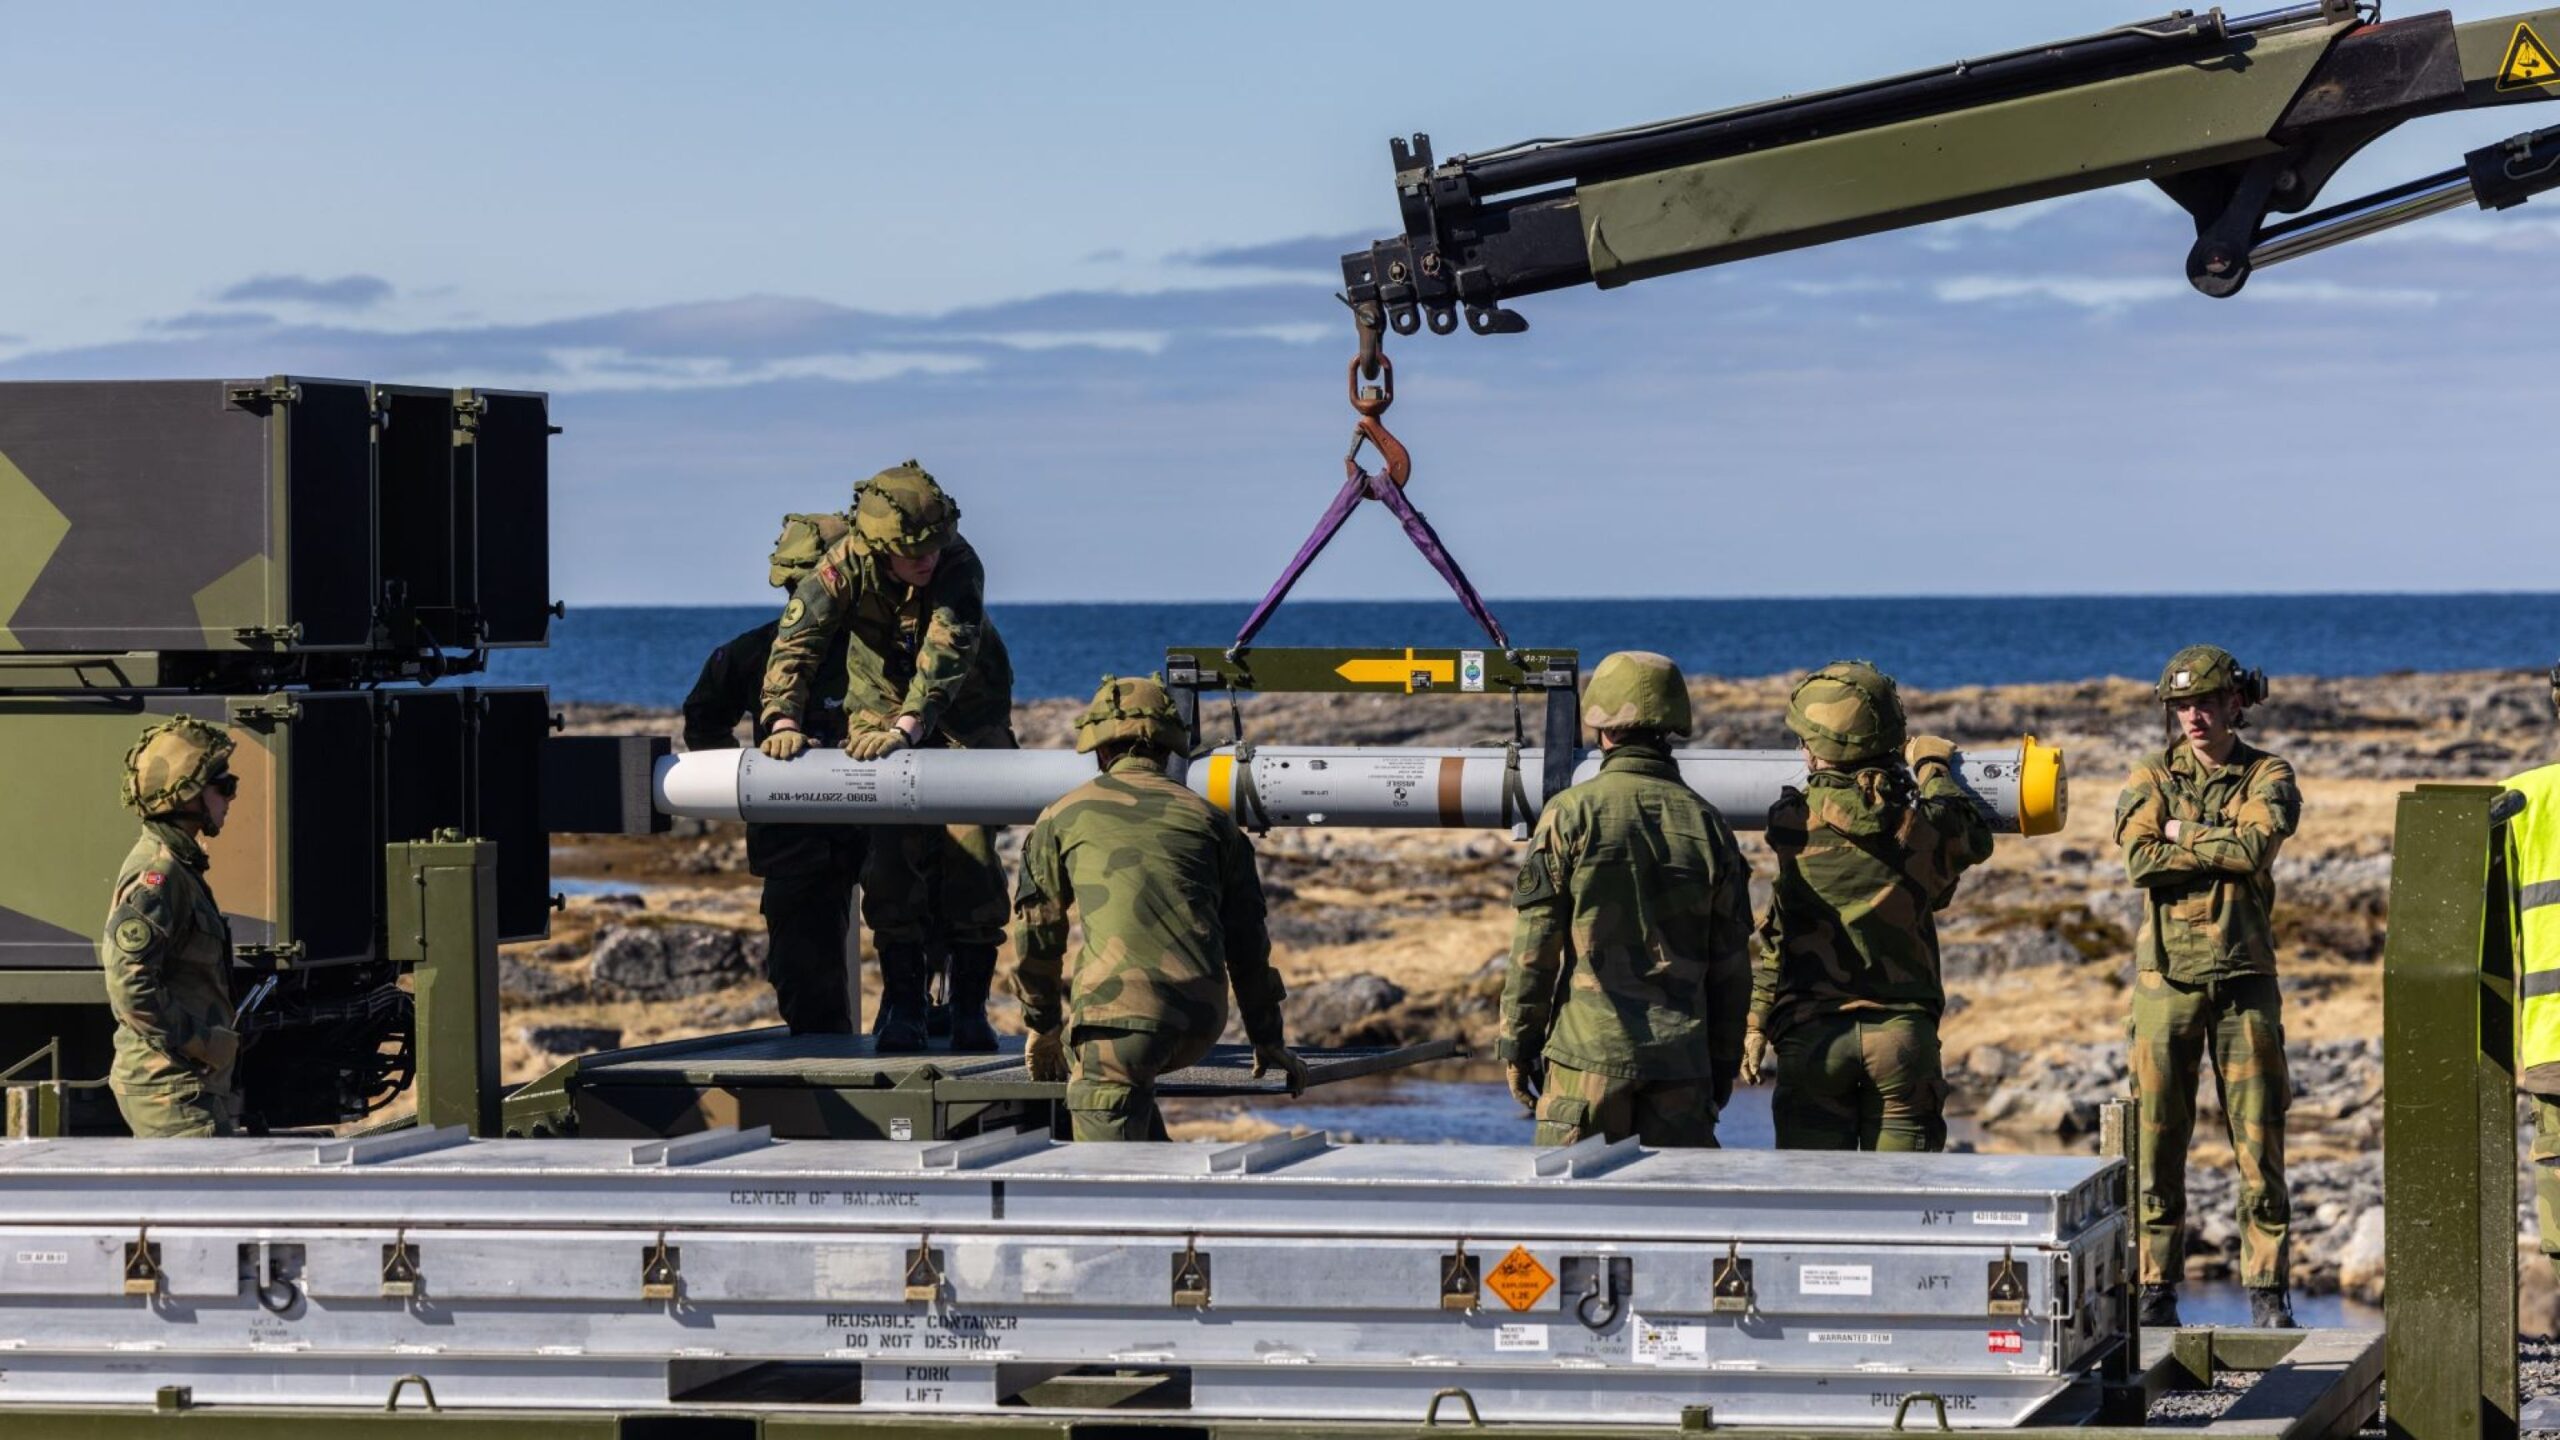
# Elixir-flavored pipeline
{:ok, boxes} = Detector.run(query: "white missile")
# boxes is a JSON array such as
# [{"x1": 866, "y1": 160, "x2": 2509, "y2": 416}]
[{"x1": 655, "y1": 739, "x2": 2066, "y2": 835}]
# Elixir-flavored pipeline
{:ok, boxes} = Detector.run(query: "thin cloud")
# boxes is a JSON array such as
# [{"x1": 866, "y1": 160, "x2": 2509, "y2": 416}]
[{"x1": 215, "y1": 273, "x2": 395, "y2": 309}]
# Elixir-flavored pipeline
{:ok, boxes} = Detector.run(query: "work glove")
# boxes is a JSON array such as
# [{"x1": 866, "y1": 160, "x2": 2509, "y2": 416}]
[
  {"x1": 1739, "y1": 1024, "x2": 1774, "y2": 1086},
  {"x1": 759, "y1": 728, "x2": 809, "y2": 761},
  {"x1": 1026, "y1": 1029, "x2": 1068, "y2": 1083},
  {"x1": 1505, "y1": 1058, "x2": 1541, "y2": 1110},
  {"x1": 846, "y1": 727, "x2": 910, "y2": 761},
  {"x1": 1904, "y1": 734, "x2": 1957, "y2": 778},
  {"x1": 1252, "y1": 1043, "x2": 1310, "y2": 1097}
]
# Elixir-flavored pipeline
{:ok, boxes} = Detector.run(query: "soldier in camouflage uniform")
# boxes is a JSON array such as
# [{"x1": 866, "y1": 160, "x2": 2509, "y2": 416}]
[
  {"x1": 1501, "y1": 652, "x2": 1754, "y2": 1148},
  {"x1": 2118, "y1": 644, "x2": 2300, "y2": 1330},
  {"x1": 1744, "y1": 661, "x2": 1993, "y2": 1153},
  {"x1": 758, "y1": 462, "x2": 1017, "y2": 1053},
  {"x1": 683, "y1": 512, "x2": 868, "y2": 1034},
  {"x1": 1011, "y1": 676, "x2": 1307, "y2": 1141},
  {"x1": 98, "y1": 716, "x2": 244, "y2": 1138}
]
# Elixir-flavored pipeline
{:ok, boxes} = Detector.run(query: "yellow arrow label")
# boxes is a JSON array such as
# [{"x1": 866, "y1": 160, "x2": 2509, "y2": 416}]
[
  {"x1": 2500, "y1": 22, "x2": 2557, "y2": 90},
  {"x1": 1335, "y1": 649, "x2": 1457, "y2": 692}
]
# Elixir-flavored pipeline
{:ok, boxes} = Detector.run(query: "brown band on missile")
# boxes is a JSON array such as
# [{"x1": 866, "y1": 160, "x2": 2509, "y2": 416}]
[{"x1": 1437, "y1": 756, "x2": 1465, "y2": 827}]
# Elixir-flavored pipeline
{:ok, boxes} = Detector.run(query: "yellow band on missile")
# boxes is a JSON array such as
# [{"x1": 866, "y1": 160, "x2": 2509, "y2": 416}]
[
  {"x1": 1205, "y1": 754, "x2": 1235, "y2": 815},
  {"x1": 2018, "y1": 734, "x2": 2066, "y2": 837}
]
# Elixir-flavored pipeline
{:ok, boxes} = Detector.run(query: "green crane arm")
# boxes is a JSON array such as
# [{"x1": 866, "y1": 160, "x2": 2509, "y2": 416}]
[{"x1": 1342, "y1": 3, "x2": 2560, "y2": 336}]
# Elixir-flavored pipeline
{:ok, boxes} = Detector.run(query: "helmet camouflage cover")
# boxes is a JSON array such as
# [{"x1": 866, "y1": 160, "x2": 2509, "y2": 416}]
[
  {"x1": 851, "y1": 460, "x2": 960, "y2": 558},
  {"x1": 1786, "y1": 660, "x2": 1907, "y2": 765},
  {"x1": 768, "y1": 511, "x2": 851, "y2": 589},
  {"x1": 2155, "y1": 644, "x2": 2266, "y2": 706},
  {"x1": 121, "y1": 714, "x2": 235, "y2": 818},
  {"x1": 1074, "y1": 674, "x2": 1187, "y2": 756},
  {"x1": 1580, "y1": 650, "x2": 1692, "y2": 737}
]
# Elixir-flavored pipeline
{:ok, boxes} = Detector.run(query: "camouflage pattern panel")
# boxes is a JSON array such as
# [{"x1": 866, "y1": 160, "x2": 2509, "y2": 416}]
[
  {"x1": 0, "y1": 379, "x2": 375, "y2": 653},
  {"x1": 1531, "y1": 1059, "x2": 1719, "y2": 1149},
  {"x1": 861, "y1": 823, "x2": 1010, "y2": 947},
  {"x1": 1751, "y1": 766, "x2": 1994, "y2": 1033},
  {"x1": 2131, "y1": 971, "x2": 2291, "y2": 1288},
  {"x1": 1065, "y1": 1025, "x2": 1218, "y2": 1142},
  {"x1": 1011, "y1": 757, "x2": 1283, "y2": 1045},
  {"x1": 761, "y1": 535, "x2": 1010, "y2": 745},
  {"x1": 100, "y1": 823, "x2": 241, "y2": 1122},
  {"x1": 1503, "y1": 743, "x2": 1753, "y2": 1083},
  {"x1": 2115, "y1": 740, "x2": 2300, "y2": 983},
  {"x1": 1769, "y1": 1011, "x2": 1947, "y2": 1152}
]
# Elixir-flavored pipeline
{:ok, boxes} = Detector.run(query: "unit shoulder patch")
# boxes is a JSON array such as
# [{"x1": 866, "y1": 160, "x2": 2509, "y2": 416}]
[
  {"x1": 780, "y1": 597, "x2": 807, "y2": 628},
  {"x1": 112, "y1": 916, "x2": 155, "y2": 954},
  {"x1": 141, "y1": 871, "x2": 165, "y2": 888},
  {"x1": 2500, "y1": 22, "x2": 2557, "y2": 90}
]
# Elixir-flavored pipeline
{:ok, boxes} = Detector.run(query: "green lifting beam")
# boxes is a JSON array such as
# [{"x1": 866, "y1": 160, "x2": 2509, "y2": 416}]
[
  {"x1": 2383, "y1": 785, "x2": 2521, "y2": 1440},
  {"x1": 386, "y1": 835, "x2": 502, "y2": 1137}
]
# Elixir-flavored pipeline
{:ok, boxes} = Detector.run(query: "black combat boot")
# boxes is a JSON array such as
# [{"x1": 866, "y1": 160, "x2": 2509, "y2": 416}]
[
  {"x1": 2137, "y1": 1283, "x2": 2182, "y2": 1328},
  {"x1": 872, "y1": 944, "x2": 931, "y2": 1054},
  {"x1": 945, "y1": 944, "x2": 1000, "y2": 1053},
  {"x1": 2248, "y1": 1286, "x2": 2298, "y2": 1329}
]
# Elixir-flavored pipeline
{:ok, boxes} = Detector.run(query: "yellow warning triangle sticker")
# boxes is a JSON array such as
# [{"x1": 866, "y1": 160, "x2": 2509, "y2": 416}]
[{"x1": 2499, "y1": 22, "x2": 2558, "y2": 91}]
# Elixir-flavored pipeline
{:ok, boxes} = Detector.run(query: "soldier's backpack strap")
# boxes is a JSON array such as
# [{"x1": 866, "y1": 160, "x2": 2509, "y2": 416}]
[
  {"x1": 1499, "y1": 740, "x2": 1535, "y2": 840},
  {"x1": 1232, "y1": 741, "x2": 1272, "y2": 838}
]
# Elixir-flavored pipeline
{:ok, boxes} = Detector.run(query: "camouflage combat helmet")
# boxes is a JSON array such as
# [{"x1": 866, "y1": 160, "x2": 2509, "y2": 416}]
[
  {"x1": 1074, "y1": 674, "x2": 1187, "y2": 756},
  {"x1": 852, "y1": 460, "x2": 960, "y2": 558},
  {"x1": 767, "y1": 511, "x2": 851, "y2": 589},
  {"x1": 121, "y1": 715, "x2": 235, "y2": 818},
  {"x1": 1580, "y1": 650, "x2": 1692, "y2": 738},
  {"x1": 1786, "y1": 660, "x2": 1907, "y2": 766},
  {"x1": 2155, "y1": 644, "x2": 2268, "y2": 707}
]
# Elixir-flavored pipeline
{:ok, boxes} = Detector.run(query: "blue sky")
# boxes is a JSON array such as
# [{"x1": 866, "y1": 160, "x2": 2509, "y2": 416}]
[{"x1": 4, "y1": 2, "x2": 2552, "y2": 603}]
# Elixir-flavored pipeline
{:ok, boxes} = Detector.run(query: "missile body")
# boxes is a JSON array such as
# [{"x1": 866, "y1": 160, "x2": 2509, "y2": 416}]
[{"x1": 656, "y1": 739, "x2": 2065, "y2": 836}]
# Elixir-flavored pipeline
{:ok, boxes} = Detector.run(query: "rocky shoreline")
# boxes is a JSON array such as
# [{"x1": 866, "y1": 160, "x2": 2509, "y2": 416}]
[{"x1": 523, "y1": 666, "x2": 2560, "y2": 1324}]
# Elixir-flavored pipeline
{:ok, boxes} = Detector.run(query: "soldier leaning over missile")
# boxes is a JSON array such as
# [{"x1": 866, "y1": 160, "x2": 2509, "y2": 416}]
[
  {"x1": 682, "y1": 512, "x2": 868, "y2": 1035},
  {"x1": 1742, "y1": 661, "x2": 1994, "y2": 1153},
  {"x1": 1500, "y1": 652, "x2": 1755, "y2": 1148},
  {"x1": 2118, "y1": 644, "x2": 2300, "y2": 1331},
  {"x1": 98, "y1": 716, "x2": 246, "y2": 1138},
  {"x1": 1010, "y1": 676, "x2": 1307, "y2": 1141},
  {"x1": 758, "y1": 461, "x2": 1018, "y2": 1053}
]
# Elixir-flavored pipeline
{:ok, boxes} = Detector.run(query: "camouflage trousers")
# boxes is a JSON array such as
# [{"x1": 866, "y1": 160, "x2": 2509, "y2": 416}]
[
  {"x1": 2132, "y1": 970, "x2": 2290, "y2": 1289},
  {"x1": 862, "y1": 824, "x2": 1008, "y2": 948},
  {"x1": 1066, "y1": 1025, "x2": 1216, "y2": 1142},
  {"x1": 111, "y1": 1073, "x2": 237, "y2": 1139},
  {"x1": 2533, "y1": 1095, "x2": 2560, "y2": 1282},
  {"x1": 1771, "y1": 1011, "x2": 1947, "y2": 1152},
  {"x1": 760, "y1": 866, "x2": 859, "y2": 1035},
  {"x1": 1532, "y1": 1061, "x2": 1720, "y2": 1148}
]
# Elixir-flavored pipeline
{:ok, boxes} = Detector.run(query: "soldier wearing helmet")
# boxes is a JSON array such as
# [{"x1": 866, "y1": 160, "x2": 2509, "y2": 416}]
[
  {"x1": 2118, "y1": 645, "x2": 2300, "y2": 1328},
  {"x1": 1744, "y1": 661, "x2": 1994, "y2": 1153},
  {"x1": 758, "y1": 462, "x2": 1019, "y2": 1053},
  {"x1": 99, "y1": 715, "x2": 246, "y2": 1137},
  {"x1": 1010, "y1": 676, "x2": 1305, "y2": 1140},
  {"x1": 1500, "y1": 652, "x2": 1754, "y2": 1147},
  {"x1": 681, "y1": 512, "x2": 869, "y2": 1035}
]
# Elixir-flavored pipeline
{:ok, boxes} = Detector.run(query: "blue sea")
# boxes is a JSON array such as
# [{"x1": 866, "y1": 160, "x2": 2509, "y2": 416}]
[{"x1": 482, "y1": 594, "x2": 2560, "y2": 708}]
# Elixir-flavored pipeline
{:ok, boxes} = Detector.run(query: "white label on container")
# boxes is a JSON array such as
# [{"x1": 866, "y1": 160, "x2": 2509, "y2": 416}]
[
  {"x1": 1800, "y1": 1263, "x2": 1873, "y2": 1296},
  {"x1": 11, "y1": 1251, "x2": 67, "y2": 1265},
  {"x1": 1495, "y1": 1323, "x2": 1548, "y2": 1352},
  {"x1": 1973, "y1": 1211, "x2": 2031, "y2": 1226},
  {"x1": 1461, "y1": 651, "x2": 1487, "y2": 692},
  {"x1": 890, "y1": 1118, "x2": 915, "y2": 1141},
  {"x1": 1632, "y1": 1315, "x2": 1707, "y2": 1364},
  {"x1": 1809, "y1": 1330, "x2": 1893, "y2": 1345}
]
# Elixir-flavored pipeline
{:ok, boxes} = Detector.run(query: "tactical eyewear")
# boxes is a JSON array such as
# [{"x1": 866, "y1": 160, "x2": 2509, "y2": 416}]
[{"x1": 209, "y1": 773, "x2": 240, "y2": 799}]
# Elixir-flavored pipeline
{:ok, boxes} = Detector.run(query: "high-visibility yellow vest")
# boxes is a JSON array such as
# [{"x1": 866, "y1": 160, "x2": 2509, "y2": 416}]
[{"x1": 2511, "y1": 761, "x2": 2560, "y2": 1092}]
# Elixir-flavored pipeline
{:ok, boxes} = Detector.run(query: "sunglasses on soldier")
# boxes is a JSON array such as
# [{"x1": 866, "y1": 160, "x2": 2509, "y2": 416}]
[{"x1": 209, "y1": 773, "x2": 239, "y2": 799}]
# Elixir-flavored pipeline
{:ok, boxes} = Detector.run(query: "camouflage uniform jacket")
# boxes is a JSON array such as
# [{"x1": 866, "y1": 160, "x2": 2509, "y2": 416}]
[
  {"x1": 1751, "y1": 764, "x2": 1995, "y2": 1035},
  {"x1": 1012, "y1": 755, "x2": 1285, "y2": 1044},
  {"x1": 2115, "y1": 739, "x2": 2300, "y2": 983},
  {"x1": 1503, "y1": 743, "x2": 1755, "y2": 1083},
  {"x1": 683, "y1": 618, "x2": 864, "y2": 879},
  {"x1": 98, "y1": 821, "x2": 238, "y2": 1094},
  {"x1": 758, "y1": 533, "x2": 1014, "y2": 747}
]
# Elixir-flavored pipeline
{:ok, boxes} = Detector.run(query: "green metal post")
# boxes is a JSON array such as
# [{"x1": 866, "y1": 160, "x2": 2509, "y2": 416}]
[
  {"x1": 385, "y1": 835, "x2": 501, "y2": 1136},
  {"x1": 2383, "y1": 785, "x2": 2518, "y2": 1440}
]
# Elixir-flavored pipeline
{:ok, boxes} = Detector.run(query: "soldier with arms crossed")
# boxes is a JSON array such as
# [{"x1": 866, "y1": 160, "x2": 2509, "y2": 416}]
[
  {"x1": 2117, "y1": 644, "x2": 2300, "y2": 1330},
  {"x1": 100, "y1": 716, "x2": 245, "y2": 1138},
  {"x1": 1743, "y1": 661, "x2": 1993, "y2": 1152},
  {"x1": 1010, "y1": 676, "x2": 1307, "y2": 1141},
  {"x1": 1501, "y1": 651, "x2": 1754, "y2": 1147}
]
